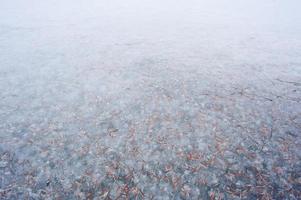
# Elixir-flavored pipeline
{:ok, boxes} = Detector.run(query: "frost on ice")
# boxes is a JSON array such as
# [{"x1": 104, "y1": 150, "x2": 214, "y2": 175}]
[{"x1": 0, "y1": 0, "x2": 301, "y2": 199}]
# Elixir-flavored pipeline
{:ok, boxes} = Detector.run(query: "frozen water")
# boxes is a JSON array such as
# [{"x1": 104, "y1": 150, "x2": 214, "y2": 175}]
[{"x1": 1, "y1": 0, "x2": 301, "y2": 199}]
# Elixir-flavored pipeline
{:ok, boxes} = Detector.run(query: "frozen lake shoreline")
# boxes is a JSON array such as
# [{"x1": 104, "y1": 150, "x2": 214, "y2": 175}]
[{"x1": 1, "y1": 0, "x2": 301, "y2": 199}]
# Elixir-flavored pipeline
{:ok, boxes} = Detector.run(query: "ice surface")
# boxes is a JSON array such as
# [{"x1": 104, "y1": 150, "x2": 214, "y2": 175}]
[{"x1": 1, "y1": 0, "x2": 301, "y2": 199}]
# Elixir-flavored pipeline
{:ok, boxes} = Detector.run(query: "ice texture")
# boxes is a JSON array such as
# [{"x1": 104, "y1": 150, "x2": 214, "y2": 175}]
[{"x1": 1, "y1": 0, "x2": 301, "y2": 199}]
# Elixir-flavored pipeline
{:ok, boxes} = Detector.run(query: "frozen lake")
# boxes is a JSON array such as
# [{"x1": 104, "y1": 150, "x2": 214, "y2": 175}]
[{"x1": 1, "y1": 0, "x2": 301, "y2": 199}]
